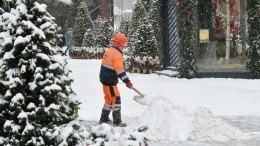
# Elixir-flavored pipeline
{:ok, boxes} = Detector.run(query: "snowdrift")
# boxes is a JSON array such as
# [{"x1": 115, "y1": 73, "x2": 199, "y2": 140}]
[{"x1": 129, "y1": 96, "x2": 251, "y2": 142}]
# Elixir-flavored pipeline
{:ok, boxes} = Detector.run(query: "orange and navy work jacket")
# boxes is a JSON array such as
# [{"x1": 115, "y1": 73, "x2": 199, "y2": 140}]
[{"x1": 99, "y1": 47, "x2": 130, "y2": 86}]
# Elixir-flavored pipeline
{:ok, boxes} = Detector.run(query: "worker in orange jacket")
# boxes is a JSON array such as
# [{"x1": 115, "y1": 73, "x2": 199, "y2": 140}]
[{"x1": 99, "y1": 33, "x2": 133, "y2": 127}]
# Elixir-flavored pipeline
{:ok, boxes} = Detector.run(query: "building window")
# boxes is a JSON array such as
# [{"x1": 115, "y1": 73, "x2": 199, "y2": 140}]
[{"x1": 195, "y1": 0, "x2": 246, "y2": 71}]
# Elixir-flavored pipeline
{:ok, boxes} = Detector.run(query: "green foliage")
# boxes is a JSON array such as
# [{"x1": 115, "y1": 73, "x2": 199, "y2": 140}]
[
  {"x1": 118, "y1": 21, "x2": 130, "y2": 36},
  {"x1": 82, "y1": 28, "x2": 96, "y2": 47},
  {"x1": 142, "y1": 0, "x2": 151, "y2": 11},
  {"x1": 95, "y1": 19, "x2": 114, "y2": 47},
  {"x1": 73, "y1": 0, "x2": 92, "y2": 46},
  {"x1": 128, "y1": 0, "x2": 146, "y2": 46},
  {"x1": 178, "y1": 0, "x2": 197, "y2": 79},
  {"x1": 0, "y1": 0, "x2": 87, "y2": 145},
  {"x1": 131, "y1": 0, "x2": 146, "y2": 29},
  {"x1": 247, "y1": 0, "x2": 260, "y2": 78},
  {"x1": 0, "y1": 0, "x2": 16, "y2": 58},
  {"x1": 0, "y1": 0, "x2": 14, "y2": 13},
  {"x1": 126, "y1": 0, "x2": 162, "y2": 71},
  {"x1": 148, "y1": 0, "x2": 160, "y2": 37},
  {"x1": 132, "y1": 18, "x2": 158, "y2": 58},
  {"x1": 128, "y1": 17, "x2": 160, "y2": 70},
  {"x1": 65, "y1": 0, "x2": 80, "y2": 30},
  {"x1": 148, "y1": 0, "x2": 164, "y2": 67}
]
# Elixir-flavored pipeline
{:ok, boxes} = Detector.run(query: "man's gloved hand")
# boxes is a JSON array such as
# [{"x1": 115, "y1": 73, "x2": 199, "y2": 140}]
[{"x1": 126, "y1": 81, "x2": 133, "y2": 89}]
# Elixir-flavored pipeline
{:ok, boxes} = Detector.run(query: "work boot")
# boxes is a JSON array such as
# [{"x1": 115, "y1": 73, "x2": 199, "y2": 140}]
[
  {"x1": 112, "y1": 110, "x2": 127, "y2": 127},
  {"x1": 99, "y1": 109, "x2": 112, "y2": 124},
  {"x1": 113, "y1": 122, "x2": 127, "y2": 127}
]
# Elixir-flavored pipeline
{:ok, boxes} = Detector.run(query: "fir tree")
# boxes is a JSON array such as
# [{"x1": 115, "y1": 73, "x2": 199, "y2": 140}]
[
  {"x1": 129, "y1": 0, "x2": 146, "y2": 46},
  {"x1": 96, "y1": 19, "x2": 113, "y2": 47},
  {"x1": 131, "y1": 0, "x2": 146, "y2": 31},
  {"x1": 148, "y1": 0, "x2": 161, "y2": 39},
  {"x1": 72, "y1": 0, "x2": 92, "y2": 46},
  {"x1": 118, "y1": 21, "x2": 130, "y2": 36},
  {"x1": 82, "y1": 28, "x2": 95, "y2": 47},
  {"x1": 178, "y1": 0, "x2": 197, "y2": 79},
  {"x1": 147, "y1": 0, "x2": 163, "y2": 67},
  {"x1": 247, "y1": 0, "x2": 260, "y2": 78},
  {"x1": 0, "y1": 2, "x2": 5, "y2": 57},
  {"x1": 142, "y1": 0, "x2": 151, "y2": 11},
  {"x1": 65, "y1": 0, "x2": 79, "y2": 30},
  {"x1": 131, "y1": 17, "x2": 159, "y2": 70},
  {"x1": 0, "y1": 0, "x2": 13, "y2": 13},
  {"x1": 0, "y1": 0, "x2": 14, "y2": 58},
  {"x1": 0, "y1": 0, "x2": 88, "y2": 145},
  {"x1": 0, "y1": 0, "x2": 6, "y2": 14}
]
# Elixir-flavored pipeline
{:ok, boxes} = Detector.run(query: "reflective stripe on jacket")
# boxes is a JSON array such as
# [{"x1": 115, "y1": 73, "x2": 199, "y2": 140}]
[{"x1": 99, "y1": 47, "x2": 130, "y2": 86}]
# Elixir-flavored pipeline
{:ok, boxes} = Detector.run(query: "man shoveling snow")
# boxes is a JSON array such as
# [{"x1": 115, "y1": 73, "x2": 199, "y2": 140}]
[{"x1": 99, "y1": 33, "x2": 133, "y2": 127}]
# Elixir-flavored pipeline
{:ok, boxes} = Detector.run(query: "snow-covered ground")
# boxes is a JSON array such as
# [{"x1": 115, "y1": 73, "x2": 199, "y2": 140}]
[{"x1": 67, "y1": 59, "x2": 260, "y2": 145}]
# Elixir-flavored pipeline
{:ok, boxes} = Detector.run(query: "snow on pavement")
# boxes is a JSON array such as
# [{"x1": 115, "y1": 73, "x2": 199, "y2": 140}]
[
  {"x1": 128, "y1": 97, "x2": 251, "y2": 142},
  {"x1": 67, "y1": 59, "x2": 260, "y2": 143}
]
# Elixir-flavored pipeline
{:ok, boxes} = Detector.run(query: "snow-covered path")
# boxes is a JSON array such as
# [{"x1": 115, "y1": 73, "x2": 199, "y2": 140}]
[
  {"x1": 150, "y1": 116, "x2": 260, "y2": 145},
  {"x1": 67, "y1": 59, "x2": 260, "y2": 145}
]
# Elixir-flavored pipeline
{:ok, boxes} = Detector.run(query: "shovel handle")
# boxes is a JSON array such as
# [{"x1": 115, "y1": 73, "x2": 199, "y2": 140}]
[{"x1": 131, "y1": 87, "x2": 145, "y2": 97}]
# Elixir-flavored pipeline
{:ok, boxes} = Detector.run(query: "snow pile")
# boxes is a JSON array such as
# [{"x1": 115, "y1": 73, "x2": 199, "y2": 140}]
[
  {"x1": 90, "y1": 123, "x2": 148, "y2": 146},
  {"x1": 130, "y1": 97, "x2": 193, "y2": 141},
  {"x1": 130, "y1": 97, "x2": 251, "y2": 142},
  {"x1": 188, "y1": 107, "x2": 251, "y2": 142}
]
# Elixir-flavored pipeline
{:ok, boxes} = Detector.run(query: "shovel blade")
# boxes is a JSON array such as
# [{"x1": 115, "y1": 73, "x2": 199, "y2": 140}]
[{"x1": 134, "y1": 95, "x2": 146, "y2": 105}]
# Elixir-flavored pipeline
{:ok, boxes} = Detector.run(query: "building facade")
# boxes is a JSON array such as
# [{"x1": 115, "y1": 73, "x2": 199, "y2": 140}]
[
  {"x1": 40, "y1": 0, "x2": 251, "y2": 78},
  {"x1": 162, "y1": 0, "x2": 250, "y2": 78}
]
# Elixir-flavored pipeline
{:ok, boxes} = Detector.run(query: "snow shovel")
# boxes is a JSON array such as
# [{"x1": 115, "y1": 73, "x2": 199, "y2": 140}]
[{"x1": 131, "y1": 87, "x2": 146, "y2": 105}]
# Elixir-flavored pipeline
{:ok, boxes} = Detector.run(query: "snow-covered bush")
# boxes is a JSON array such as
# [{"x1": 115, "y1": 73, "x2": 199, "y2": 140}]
[
  {"x1": 177, "y1": 0, "x2": 197, "y2": 78},
  {"x1": 125, "y1": 56, "x2": 160, "y2": 72},
  {"x1": 247, "y1": 0, "x2": 260, "y2": 78},
  {"x1": 125, "y1": 0, "x2": 162, "y2": 73},
  {"x1": 89, "y1": 123, "x2": 148, "y2": 146},
  {"x1": 68, "y1": 18, "x2": 113, "y2": 60},
  {"x1": 118, "y1": 21, "x2": 130, "y2": 36},
  {"x1": 126, "y1": 17, "x2": 160, "y2": 72},
  {"x1": 95, "y1": 19, "x2": 114, "y2": 48},
  {"x1": 69, "y1": 46, "x2": 106, "y2": 59},
  {"x1": 82, "y1": 28, "x2": 96, "y2": 47}
]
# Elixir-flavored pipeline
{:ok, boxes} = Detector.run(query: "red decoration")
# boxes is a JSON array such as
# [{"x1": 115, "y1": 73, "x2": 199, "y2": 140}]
[
  {"x1": 213, "y1": 0, "x2": 240, "y2": 35},
  {"x1": 229, "y1": 0, "x2": 239, "y2": 35},
  {"x1": 187, "y1": 9, "x2": 192, "y2": 17}
]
